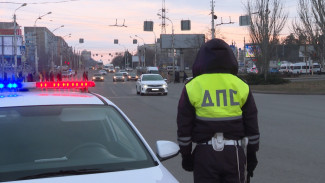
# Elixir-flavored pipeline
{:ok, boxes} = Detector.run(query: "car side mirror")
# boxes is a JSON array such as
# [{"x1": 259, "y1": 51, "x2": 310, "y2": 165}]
[
  {"x1": 156, "y1": 140, "x2": 180, "y2": 162},
  {"x1": 164, "y1": 79, "x2": 167, "y2": 82}
]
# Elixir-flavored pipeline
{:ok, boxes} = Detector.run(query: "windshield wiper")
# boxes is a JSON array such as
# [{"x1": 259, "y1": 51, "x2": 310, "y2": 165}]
[{"x1": 18, "y1": 168, "x2": 115, "y2": 180}]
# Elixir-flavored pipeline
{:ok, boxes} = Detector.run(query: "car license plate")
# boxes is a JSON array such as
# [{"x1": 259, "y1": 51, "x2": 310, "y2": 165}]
[{"x1": 152, "y1": 89, "x2": 159, "y2": 91}]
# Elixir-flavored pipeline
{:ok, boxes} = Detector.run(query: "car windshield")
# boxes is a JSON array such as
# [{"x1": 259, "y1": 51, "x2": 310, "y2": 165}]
[
  {"x1": 0, "y1": 106, "x2": 156, "y2": 182},
  {"x1": 130, "y1": 73, "x2": 136, "y2": 76},
  {"x1": 142, "y1": 75, "x2": 163, "y2": 81},
  {"x1": 115, "y1": 73, "x2": 123, "y2": 76}
]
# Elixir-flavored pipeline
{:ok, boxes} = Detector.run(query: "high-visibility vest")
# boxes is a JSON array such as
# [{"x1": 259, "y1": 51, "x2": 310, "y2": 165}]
[{"x1": 186, "y1": 73, "x2": 249, "y2": 121}]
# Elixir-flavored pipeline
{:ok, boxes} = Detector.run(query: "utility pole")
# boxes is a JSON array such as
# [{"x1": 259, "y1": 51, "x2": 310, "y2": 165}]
[
  {"x1": 211, "y1": 0, "x2": 216, "y2": 39},
  {"x1": 160, "y1": 0, "x2": 166, "y2": 34},
  {"x1": 244, "y1": 37, "x2": 246, "y2": 71}
]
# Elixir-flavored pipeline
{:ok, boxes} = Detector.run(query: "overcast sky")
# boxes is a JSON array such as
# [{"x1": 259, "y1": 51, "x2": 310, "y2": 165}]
[{"x1": 0, "y1": 0, "x2": 298, "y2": 64}]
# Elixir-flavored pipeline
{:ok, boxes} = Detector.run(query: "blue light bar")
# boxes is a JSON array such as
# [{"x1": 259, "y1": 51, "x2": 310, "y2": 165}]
[{"x1": 0, "y1": 80, "x2": 23, "y2": 90}]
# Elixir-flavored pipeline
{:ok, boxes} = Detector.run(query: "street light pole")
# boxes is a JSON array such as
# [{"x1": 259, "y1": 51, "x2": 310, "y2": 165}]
[
  {"x1": 163, "y1": 17, "x2": 175, "y2": 83},
  {"x1": 152, "y1": 31, "x2": 157, "y2": 67},
  {"x1": 13, "y1": 3, "x2": 27, "y2": 78},
  {"x1": 52, "y1": 25, "x2": 64, "y2": 33},
  {"x1": 119, "y1": 44, "x2": 127, "y2": 69},
  {"x1": 34, "y1": 12, "x2": 52, "y2": 74},
  {"x1": 135, "y1": 35, "x2": 145, "y2": 67},
  {"x1": 157, "y1": 13, "x2": 175, "y2": 82},
  {"x1": 50, "y1": 25, "x2": 64, "y2": 71}
]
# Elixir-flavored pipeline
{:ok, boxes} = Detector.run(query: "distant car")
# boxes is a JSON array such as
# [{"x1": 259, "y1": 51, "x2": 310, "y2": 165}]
[
  {"x1": 92, "y1": 73, "x2": 104, "y2": 82},
  {"x1": 108, "y1": 67, "x2": 115, "y2": 73},
  {"x1": 113, "y1": 72, "x2": 125, "y2": 82},
  {"x1": 62, "y1": 70, "x2": 72, "y2": 78},
  {"x1": 99, "y1": 70, "x2": 107, "y2": 75},
  {"x1": 126, "y1": 67, "x2": 133, "y2": 72},
  {"x1": 127, "y1": 73, "x2": 138, "y2": 81},
  {"x1": 136, "y1": 74, "x2": 168, "y2": 96},
  {"x1": 269, "y1": 68, "x2": 279, "y2": 74},
  {"x1": 119, "y1": 70, "x2": 129, "y2": 80},
  {"x1": 184, "y1": 76, "x2": 193, "y2": 83},
  {"x1": 279, "y1": 64, "x2": 293, "y2": 75},
  {"x1": 247, "y1": 67, "x2": 258, "y2": 74}
]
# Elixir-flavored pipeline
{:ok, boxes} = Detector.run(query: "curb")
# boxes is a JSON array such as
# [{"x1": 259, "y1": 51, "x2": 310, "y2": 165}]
[{"x1": 252, "y1": 90, "x2": 325, "y2": 95}]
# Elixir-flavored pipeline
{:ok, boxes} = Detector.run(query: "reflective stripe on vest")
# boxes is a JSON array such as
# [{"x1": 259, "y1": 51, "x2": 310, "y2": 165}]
[{"x1": 186, "y1": 73, "x2": 249, "y2": 119}]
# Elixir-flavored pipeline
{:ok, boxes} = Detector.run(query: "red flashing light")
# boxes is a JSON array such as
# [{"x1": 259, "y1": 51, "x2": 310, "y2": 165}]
[{"x1": 36, "y1": 81, "x2": 95, "y2": 89}]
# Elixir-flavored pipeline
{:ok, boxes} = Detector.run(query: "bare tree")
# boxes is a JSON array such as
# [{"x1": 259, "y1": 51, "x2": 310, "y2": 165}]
[
  {"x1": 245, "y1": 0, "x2": 288, "y2": 80},
  {"x1": 293, "y1": 0, "x2": 325, "y2": 69}
]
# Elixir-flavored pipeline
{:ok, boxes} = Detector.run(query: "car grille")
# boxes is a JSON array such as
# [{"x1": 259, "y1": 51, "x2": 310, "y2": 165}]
[
  {"x1": 148, "y1": 85, "x2": 162, "y2": 87},
  {"x1": 146, "y1": 88, "x2": 165, "y2": 92}
]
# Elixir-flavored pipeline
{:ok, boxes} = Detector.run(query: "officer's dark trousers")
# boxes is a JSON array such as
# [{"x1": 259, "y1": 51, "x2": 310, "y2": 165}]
[{"x1": 193, "y1": 145, "x2": 246, "y2": 183}]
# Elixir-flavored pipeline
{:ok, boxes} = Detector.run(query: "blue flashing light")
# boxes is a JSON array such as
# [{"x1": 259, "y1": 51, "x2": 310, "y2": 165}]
[{"x1": 0, "y1": 80, "x2": 23, "y2": 90}]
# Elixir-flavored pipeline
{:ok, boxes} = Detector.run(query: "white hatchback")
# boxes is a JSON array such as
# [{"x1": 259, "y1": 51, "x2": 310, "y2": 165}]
[
  {"x1": 0, "y1": 81, "x2": 179, "y2": 182},
  {"x1": 136, "y1": 74, "x2": 168, "y2": 96}
]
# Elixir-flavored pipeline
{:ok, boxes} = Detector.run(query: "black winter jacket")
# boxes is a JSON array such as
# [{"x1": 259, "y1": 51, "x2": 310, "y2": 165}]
[{"x1": 177, "y1": 39, "x2": 260, "y2": 156}]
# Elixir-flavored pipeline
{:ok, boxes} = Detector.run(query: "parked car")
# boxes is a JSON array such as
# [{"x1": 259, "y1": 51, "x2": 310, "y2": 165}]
[
  {"x1": 0, "y1": 80, "x2": 179, "y2": 182},
  {"x1": 279, "y1": 64, "x2": 293, "y2": 75},
  {"x1": 292, "y1": 62, "x2": 311, "y2": 75},
  {"x1": 247, "y1": 67, "x2": 258, "y2": 74},
  {"x1": 269, "y1": 67, "x2": 279, "y2": 74}
]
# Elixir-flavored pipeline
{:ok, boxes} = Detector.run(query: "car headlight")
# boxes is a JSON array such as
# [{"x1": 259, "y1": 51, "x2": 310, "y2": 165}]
[
  {"x1": 162, "y1": 84, "x2": 167, "y2": 88},
  {"x1": 143, "y1": 84, "x2": 148, "y2": 89},
  {"x1": 92, "y1": 77, "x2": 95, "y2": 80},
  {"x1": 101, "y1": 77, "x2": 104, "y2": 79},
  {"x1": 113, "y1": 76, "x2": 116, "y2": 79}
]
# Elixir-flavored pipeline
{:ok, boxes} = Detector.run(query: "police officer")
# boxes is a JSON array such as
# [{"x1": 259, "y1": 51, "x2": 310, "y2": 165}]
[{"x1": 177, "y1": 38, "x2": 259, "y2": 183}]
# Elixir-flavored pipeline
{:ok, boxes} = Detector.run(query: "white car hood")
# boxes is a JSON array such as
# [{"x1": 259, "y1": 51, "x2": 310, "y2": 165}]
[
  {"x1": 8, "y1": 165, "x2": 178, "y2": 183},
  {"x1": 141, "y1": 80, "x2": 166, "y2": 85}
]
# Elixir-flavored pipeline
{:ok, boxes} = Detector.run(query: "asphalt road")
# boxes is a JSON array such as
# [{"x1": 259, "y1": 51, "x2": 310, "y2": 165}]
[{"x1": 89, "y1": 70, "x2": 325, "y2": 183}]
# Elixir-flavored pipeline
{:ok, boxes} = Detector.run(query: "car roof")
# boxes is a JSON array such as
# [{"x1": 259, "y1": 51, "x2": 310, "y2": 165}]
[
  {"x1": 0, "y1": 90, "x2": 114, "y2": 107},
  {"x1": 142, "y1": 74, "x2": 160, "y2": 76}
]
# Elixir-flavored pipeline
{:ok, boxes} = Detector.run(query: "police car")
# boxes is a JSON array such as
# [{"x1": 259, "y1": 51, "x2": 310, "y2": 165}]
[{"x1": 0, "y1": 80, "x2": 179, "y2": 182}]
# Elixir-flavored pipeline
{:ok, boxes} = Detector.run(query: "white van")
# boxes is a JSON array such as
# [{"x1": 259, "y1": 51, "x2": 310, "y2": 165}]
[
  {"x1": 279, "y1": 64, "x2": 293, "y2": 75},
  {"x1": 146, "y1": 66, "x2": 159, "y2": 74},
  {"x1": 311, "y1": 63, "x2": 324, "y2": 74},
  {"x1": 292, "y1": 62, "x2": 311, "y2": 75}
]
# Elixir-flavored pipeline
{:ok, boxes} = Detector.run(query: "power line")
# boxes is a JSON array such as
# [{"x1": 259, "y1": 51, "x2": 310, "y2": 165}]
[{"x1": 0, "y1": 0, "x2": 79, "y2": 4}]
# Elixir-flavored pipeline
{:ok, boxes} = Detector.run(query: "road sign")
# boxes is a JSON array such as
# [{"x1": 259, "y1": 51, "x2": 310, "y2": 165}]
[{"x1": 144, "y1": 21, "x2": 153, "y2": 31}]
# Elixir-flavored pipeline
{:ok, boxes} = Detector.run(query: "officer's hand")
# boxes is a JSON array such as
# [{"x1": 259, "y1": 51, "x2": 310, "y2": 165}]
[
  {"x1": 247, "y1": 151, "x2": 258, "y2": 177},
  {"x1": 181, "y1": 154, "x2": 194, "y2": 172}
]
